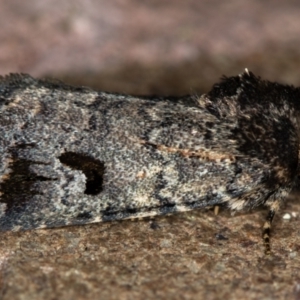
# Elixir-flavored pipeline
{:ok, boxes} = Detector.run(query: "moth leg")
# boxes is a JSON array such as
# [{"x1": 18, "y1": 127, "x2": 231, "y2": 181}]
[{"x1": 263, "y1": 209, "x2": 276, "y2": 255}]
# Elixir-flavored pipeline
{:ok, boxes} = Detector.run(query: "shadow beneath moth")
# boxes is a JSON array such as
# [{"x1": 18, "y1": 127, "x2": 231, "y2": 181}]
[{"x1": 0, "y1": 69, "x2": 299, "y2": 254}]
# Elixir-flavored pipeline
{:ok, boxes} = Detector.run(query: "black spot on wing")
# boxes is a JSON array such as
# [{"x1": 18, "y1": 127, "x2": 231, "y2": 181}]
[
  {"x1": 58, "y1": 152, "x2": 105, "y2": 195},
  {"x1": 76, "y1": 212, "x2": 93, "y2": 220}
]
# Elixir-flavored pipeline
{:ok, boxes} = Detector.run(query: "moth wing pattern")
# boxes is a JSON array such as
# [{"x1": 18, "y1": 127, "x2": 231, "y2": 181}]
[{"x1": 0, "y1": 71, "x2": 299, "y2": 254}]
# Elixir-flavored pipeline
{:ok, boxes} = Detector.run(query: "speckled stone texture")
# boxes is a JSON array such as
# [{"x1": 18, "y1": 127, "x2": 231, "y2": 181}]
[{"x1": 1, "y1": 1, "x2": 300, "y2": 299}]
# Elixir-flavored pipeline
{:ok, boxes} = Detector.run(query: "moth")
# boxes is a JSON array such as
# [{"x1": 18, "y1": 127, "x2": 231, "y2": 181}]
[{"x1": 0, "y1": 70, "x2": 299, "y2": 254}]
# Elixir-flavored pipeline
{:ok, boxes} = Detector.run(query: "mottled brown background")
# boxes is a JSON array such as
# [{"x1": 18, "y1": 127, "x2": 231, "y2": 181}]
[{"x1": 1, "y1": 1, "x2": 300, "y2": 299}]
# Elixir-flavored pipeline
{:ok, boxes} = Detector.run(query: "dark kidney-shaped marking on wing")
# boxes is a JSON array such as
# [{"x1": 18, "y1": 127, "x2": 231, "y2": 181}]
[{"x1": 58, "y1": 152, "x2": 105, "y2": 195}]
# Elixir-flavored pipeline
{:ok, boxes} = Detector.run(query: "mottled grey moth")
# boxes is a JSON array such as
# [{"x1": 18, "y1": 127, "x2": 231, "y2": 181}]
[{"x1": 0, "y1": 70, "x2": 299, "y2": 254}]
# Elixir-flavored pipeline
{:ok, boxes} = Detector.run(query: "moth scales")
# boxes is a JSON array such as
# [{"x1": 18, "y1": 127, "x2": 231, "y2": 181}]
[{"x1": 0, "y1": 70, "x2": 299, "y2": 254}]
